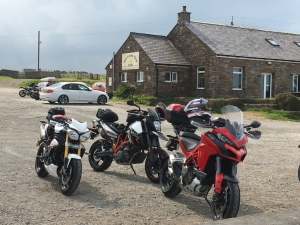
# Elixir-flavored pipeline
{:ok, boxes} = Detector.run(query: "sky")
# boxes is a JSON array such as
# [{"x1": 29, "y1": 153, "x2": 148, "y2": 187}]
[{"x1": 2, "y1": 0, "x2": 300, "y2": 74}]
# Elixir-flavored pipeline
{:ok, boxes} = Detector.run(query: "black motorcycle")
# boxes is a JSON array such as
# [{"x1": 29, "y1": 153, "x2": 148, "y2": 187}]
[
  {"x1": 19, "y1": 83, "x2": 39, "y2": 99},
  {"x1": 88, "y1": 100, "x2": 169, "y2": 183}
]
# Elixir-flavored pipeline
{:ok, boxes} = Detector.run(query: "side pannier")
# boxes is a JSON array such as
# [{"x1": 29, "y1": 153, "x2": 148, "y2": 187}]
[{"x1": 96, "y1": 108, "x2": 118, "y2": 122}]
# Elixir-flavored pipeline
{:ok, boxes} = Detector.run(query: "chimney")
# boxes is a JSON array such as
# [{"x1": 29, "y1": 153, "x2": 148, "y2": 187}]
[{"x1": 178, "y1": 6, "x2": 191, "y2": 24}]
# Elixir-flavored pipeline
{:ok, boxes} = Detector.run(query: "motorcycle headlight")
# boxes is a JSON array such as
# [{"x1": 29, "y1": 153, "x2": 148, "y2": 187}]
[
  {"x1": 68, "y1": 129, "x2": 79, "y2": 140},
  {"x1": 153, "y1": 121, "x2": 161, "y2": 131},
  {"x1": 216, "y1": 133, "x2": 235, "y2": 146},
  {"x1": 80, "y1": 132, "x2": 90, "y2": 142}
]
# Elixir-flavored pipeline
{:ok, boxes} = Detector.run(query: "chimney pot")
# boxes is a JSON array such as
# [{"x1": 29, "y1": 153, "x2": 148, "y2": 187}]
[{"x1": 182, "y1": 6, "x2": 186, "y2": 12}]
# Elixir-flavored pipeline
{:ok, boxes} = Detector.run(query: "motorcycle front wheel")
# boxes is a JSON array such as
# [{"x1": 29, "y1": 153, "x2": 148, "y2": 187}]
[
  {"x1": 59, "y1": 158, "x2": 82, "y2": 196},
  {"x1": 35, "y1": 142, "x2": 49, "y2": 177},
  {"x1": 211, "y1": 180, "x2": 240, "y2": 220},
  {"x1": 88, "y1": 140, "x2": 113, "y2": 172},
  {"x1": 19, "y1": 90, "x2": 26, "y2": 97},
  {"x1": 145, "y1": 153, "x2": 164, "y2": 183},
  {"x1": 159, "y1": 160, "x2": 182, "y2": 197}
]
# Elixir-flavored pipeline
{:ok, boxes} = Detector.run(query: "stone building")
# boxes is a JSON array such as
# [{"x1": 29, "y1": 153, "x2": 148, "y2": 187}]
[{"x1": 105, "y1": 6, "x2": 300, "y2": 99}]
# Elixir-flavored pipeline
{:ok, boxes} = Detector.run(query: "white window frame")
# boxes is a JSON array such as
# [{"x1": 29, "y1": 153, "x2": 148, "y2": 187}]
[
  {"x1": 137, "y1": 71, "x2": 144, "y2": 82},
  {"x1": 165, "y1": 72, "x2": 177, "y2": 82},
  {"x1": 197, "y1": 67, "x2": 205, "y2": 89},
  {"x1": 121, "y1": 72, "x2": 127, "y2": 82},
  {"x1": 232, "y1": 67, "x2": 243, "y2": 90},
  {"x1": 291, "y1": 74, "x2": 299, "y2": 92}
]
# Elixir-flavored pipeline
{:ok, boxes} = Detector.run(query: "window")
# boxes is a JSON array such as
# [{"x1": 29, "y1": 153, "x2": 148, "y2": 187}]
[
  {"x1": 266, "y1": 38, "x2": 279, "y2": 46},
  {"x1": 197, "y1": 67, "x2": 205, "y2": 89},
  {"x1": 165, "y1": 72, "x2": 177, "y2": 82},
  {"x1": 121, "y1": 72, "x2": 127, "y2": 82},
  {"x1": 78, "y1": 84, "x2": 89, "y2": 91},
  {"x1": 137, "y1": 71, "x2": 144, "y2": 82},
  {"x1": 290, "y1": 74, "x2": 299, "y2": 92},
  {"x1": 232, "y1": 67, "x2": 243, "y2": 90}
]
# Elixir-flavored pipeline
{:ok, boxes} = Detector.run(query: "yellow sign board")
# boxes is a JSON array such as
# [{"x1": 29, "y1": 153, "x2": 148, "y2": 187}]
[{"x1": 122, "y1": 52, "x2": 139, "y2": 70}]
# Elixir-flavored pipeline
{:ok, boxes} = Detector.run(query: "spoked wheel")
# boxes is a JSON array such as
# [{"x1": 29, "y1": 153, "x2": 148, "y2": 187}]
[
  {"x1": 35, "y1": 143, "x2": 49, "y2": 177},
  {"x1": 19, "y1": 90, "x2": 26, "y2": 97},
  {"x1": 59, "y1": 159, "x2": 82, "y2": 196},
  {"x1": 58, "y1": 95, "x2": 69, "y2": 104},
  {"x1": 145, "y1": 152, "x2": 164, "y2": 183},
  {"x1": 298, "y1": 165, "x2": 300, "y2": 181},
  {"x1": 88, "y1": 140, "x2": 113, "y2": 172},
  {"x1": 211, "y1": 181, "x2": 240, "y2": 220},
  {"x1": 159, "y1": 160, "x2": 182, "y2": 197},
  {"x1": 97, "y1": 95, "x2": 107, "y2": 105}
]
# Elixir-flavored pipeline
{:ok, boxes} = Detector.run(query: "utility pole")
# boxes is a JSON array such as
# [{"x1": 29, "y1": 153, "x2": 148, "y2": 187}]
[{"x1": 38, "y1": 31, "x2": 40, "y2": 71}]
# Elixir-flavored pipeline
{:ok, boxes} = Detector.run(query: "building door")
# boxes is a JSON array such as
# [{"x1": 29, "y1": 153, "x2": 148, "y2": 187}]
[{"x1": 260, "y1": 73, "x2": 272, "y2": 98}]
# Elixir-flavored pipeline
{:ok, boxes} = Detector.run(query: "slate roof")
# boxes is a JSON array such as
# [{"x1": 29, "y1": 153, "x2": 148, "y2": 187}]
[
  {"x1": 131, "y1": 32, "x2": 190, "y2": 66},
  {"x1": 185, "y1": 21, "x2": 300, "y2": 62}
]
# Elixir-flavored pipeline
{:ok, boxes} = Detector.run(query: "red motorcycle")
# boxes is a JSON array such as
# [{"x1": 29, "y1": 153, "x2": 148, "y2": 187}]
[{"x1": 158, "y1": 102, "x2": 261, "y2": 220}]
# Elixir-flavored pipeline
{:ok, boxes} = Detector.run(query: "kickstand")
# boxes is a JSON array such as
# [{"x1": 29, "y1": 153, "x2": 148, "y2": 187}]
[
  {"x1": 130, "y1": 164, "x2": 136, "y2": 175},
  {"x1": 204, "y1": 195, "x2": 211, "y2": 207}
]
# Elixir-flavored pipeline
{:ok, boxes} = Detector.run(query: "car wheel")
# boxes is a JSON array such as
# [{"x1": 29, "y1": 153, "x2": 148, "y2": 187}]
[
  {"x1": 97, "y1": 95, "x2": 107, "y2": 105},
  {"x1": 58, "y1": 95, "x2": 69, "y2": 104}
]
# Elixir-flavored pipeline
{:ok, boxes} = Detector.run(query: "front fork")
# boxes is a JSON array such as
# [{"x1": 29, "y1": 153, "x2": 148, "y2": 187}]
[{"x1": 62, "y1": 134, "x2": 82, "y2": 175}]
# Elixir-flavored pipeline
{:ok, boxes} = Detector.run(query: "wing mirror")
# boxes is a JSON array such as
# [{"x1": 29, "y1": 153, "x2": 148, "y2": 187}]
[{"x1": 250, "y1": 120, "x2": 261, "y2": 128}]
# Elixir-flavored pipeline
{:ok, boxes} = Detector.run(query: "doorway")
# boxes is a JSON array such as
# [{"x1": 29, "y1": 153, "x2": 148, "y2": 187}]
[{"x1": 260, "y1": 73, "x2": 272, "y2": 98}]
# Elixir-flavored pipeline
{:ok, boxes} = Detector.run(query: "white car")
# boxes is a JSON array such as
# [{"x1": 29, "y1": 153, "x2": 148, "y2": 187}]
[{"x1": 40, "y1": 82, "x2": 109, "y2": 104}]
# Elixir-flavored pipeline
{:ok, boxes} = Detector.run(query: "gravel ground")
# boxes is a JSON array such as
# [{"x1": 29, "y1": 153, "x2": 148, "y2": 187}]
[{"x1": 0, "y1": 80, "x2": 300, "y2": 224}]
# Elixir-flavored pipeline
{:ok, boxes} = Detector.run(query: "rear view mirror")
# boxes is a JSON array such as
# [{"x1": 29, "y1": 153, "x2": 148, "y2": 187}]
[
  {"x1": 127, "y1": 100, "x2": 134, "y2": 105},
  {"x1": 250, "y1": 120, "x2": 261, "y2": 128}
]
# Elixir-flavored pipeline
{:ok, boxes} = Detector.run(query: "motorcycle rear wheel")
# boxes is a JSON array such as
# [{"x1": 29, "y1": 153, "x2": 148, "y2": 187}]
[
  {"x1": 35, "y1": 143, "x2": 49, "y2": 177},
  {"x1": 88, "y1": 141, "x2": 113, "y2": 172},
  {"x1": 19, "y1": 90, "x2": 26, "y2": 97},
  {"x1": 211, "y1": 180, "x2": 240, "y2": 220},
  {"x1": 59, "y1": 158, "x2": 82, "y2": 196},
  {"x1": 159, "y1": 160, "x2": 182, "y2": 197}
]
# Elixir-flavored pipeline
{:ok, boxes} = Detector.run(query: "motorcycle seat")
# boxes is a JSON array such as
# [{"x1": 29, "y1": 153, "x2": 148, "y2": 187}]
[
  {"x1": 106, "y1": 122, "x2": 126, "y2": 134},
  {"x1": 179, "y1": 131, "x2": 200, "y2": 152}
]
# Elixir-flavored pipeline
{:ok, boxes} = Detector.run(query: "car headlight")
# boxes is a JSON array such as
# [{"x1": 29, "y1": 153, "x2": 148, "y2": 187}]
[
  {"x1": 68, "y1": 129, "x2": 79, "y2": 140},
  {"x1": 153, "y1": 121, "x2": 161, "y2": 131},
  {"x1": 80, "y1": 132, "x2": 90, "y2": 142}
]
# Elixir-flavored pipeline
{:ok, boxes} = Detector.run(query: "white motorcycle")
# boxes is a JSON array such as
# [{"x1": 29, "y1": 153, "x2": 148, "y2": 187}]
[{"x1": 35, "y1": 107, "x2": 90, "y2": 195}]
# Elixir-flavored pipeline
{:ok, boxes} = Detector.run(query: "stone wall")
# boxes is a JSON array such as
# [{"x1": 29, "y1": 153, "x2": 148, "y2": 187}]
[
  {"x1": 0, "y1": 69, "x2": 19, "y2": 78},
  {"x1": 24, "y1": 71, "x2": 61, "y2": 79}
]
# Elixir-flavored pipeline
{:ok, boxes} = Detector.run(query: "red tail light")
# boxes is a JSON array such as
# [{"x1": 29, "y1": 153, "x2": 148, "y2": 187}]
[{"x1": 47, "y1": 89, "x2": 54, "y2": 93}]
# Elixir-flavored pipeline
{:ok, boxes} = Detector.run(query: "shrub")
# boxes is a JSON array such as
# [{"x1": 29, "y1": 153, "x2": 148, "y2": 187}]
[
  {"x1": 274, "y1": 92, "x2": 300, "y2": 111},
  {"x1": 114, "y1": 82, "x2": 137, "y2": 99}
]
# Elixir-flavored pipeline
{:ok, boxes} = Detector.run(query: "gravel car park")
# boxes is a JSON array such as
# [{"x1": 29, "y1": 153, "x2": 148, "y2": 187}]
[{"x1": 0, "y1": 80, "x2": 300, "y2": 224}]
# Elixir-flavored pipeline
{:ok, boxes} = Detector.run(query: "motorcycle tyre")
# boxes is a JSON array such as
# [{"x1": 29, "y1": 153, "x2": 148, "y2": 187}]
[
  {"x1": 144, "y1": 149, "x2": 168, "y2": 183},
  {"x1": 298, "y1": 165, "x2": 300, "y2": 181},
  {"x1": 88, "y1": 140, "x2": 113, "y2": 172},
  {"x1": 159, "y1": 160, "x2": 182, "y2": 197},
  {"x1": 35, "y1": 143, "x2": 49, "y2": 177},
  {"x1": 59, "y1": 158, "x2": 82, "y2": 196},
  {"x1": 19, "y1": 90, "x2": 26, "y2": 97},
  {"x1": 211, "y1": 181, "x2": 240, "y2": 220}
]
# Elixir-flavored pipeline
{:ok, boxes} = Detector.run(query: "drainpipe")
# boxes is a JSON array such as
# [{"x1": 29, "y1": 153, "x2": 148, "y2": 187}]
[{"x1": 155, "y1": 65, "x2": 158, "y2": 97}]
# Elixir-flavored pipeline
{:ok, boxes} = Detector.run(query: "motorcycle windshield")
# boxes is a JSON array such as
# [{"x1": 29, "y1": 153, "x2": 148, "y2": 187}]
[
  {"x1": 147, "y1": 108, "x2": 160, "y2": 121},
  {"x1": 221, "y1": 105, "x2": 244, "y2": 140}
]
